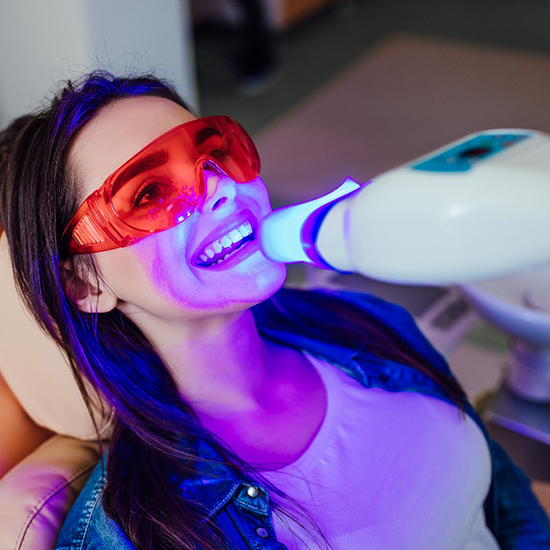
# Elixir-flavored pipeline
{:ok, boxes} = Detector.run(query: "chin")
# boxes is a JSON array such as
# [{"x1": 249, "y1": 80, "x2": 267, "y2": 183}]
[
  {"x1": 251, "y1": 260, "x2": 287, "y2": 297},
  {"x1": 235, "y1": 260, "x2": 287, "y2": 308}
]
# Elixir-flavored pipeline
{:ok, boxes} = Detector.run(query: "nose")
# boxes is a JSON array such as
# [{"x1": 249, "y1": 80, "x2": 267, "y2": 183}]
[{"x1": 201, "y1": 169, "x2": 237, "y2": 213}]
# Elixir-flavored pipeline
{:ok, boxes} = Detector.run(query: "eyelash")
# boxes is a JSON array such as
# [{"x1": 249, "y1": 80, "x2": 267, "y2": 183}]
[{"x1": 132, "y1": 180, "x2": 165, "y2": 209}]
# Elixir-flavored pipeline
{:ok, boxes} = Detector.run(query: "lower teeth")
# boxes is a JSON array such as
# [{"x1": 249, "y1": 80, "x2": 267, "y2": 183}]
[
  {"x1": 198, "y1": 234, "x2": 253, "y2": 267},
  {"x1": 212, "y1": 249, "x2": 234, "y2": 266}
]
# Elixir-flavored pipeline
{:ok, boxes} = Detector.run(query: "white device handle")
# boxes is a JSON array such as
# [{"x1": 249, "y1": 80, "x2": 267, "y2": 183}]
[{"x1": 261, "y1": 129, "x2": 550, "y2": 285}]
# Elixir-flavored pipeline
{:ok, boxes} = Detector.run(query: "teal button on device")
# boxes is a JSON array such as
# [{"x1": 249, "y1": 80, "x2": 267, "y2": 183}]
[{"x1": 413, "y1": 133, "x2": 531, "y2": 172}]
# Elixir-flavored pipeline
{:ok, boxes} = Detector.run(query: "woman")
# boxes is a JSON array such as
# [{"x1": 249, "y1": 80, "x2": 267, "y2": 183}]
[{"x1": 0, "y1": 73, "x2": 548, "y2": 550}]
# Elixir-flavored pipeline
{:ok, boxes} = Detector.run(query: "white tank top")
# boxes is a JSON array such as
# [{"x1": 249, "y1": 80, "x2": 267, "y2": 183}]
[{"x1": 263, "y1": 354, "x2": 500, "y2": 550}]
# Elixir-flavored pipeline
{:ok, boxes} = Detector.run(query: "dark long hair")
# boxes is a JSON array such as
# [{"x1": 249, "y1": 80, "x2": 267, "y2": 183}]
[{"x1": 0, "y1": 73, "x2": 466, "y2": 549}]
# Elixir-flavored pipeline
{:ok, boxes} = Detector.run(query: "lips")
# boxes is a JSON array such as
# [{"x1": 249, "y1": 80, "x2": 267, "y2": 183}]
[{"x1": 192, "y1": 210, "x2": 258, "y2": 269}]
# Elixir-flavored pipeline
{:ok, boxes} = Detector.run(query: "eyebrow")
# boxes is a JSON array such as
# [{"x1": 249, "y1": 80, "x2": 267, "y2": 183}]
[{"x1": 111, "y1": 149, "x2": 170, "y2": 193}]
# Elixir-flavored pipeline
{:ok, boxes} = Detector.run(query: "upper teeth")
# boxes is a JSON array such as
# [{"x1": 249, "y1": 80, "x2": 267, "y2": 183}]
[{"x1": 199, "y1": 222, "x2": 253, "y2": 262}]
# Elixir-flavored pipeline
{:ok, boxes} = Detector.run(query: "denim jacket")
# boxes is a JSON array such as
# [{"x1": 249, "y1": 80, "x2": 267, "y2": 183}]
[{"x1": 56, "y1": 288, "x2": 550, "y2": 549}]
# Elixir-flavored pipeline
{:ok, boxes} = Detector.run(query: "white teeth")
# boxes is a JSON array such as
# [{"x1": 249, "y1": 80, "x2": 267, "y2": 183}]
[
  {"x1": 230, "y1": 229, "x2": 243, "y2": 243},
  {"x1": 197, "y1": 220, "x2": 255, "y2": 266},
  {"x1": 240, "y1": 222, "x2": 252, "y2": 237}
]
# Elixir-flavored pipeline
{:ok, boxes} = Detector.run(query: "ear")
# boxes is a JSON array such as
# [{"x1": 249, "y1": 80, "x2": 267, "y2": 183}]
[{"x1": 59, "y1": 259, "x2": 118, "y2": 314}]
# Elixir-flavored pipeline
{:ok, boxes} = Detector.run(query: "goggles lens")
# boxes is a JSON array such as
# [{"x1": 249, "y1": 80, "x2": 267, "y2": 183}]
[{"x1": 62, "y1": 116, "x2": 260, "y2": 255}]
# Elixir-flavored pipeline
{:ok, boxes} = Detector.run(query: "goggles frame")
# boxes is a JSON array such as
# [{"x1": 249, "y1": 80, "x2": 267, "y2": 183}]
[{"x1": 61, "y1": 115, "x2": 260, "y2": 257}]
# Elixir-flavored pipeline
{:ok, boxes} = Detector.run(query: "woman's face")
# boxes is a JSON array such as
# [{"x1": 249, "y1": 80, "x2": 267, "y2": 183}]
[{"x1": 67, "y1": 96, "x2": 286, "y2": 323}]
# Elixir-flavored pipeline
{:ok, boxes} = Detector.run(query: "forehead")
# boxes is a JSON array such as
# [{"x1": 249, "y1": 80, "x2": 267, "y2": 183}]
[{"x1": 68, "y1": 96, "x2": 196, "y2": 196}]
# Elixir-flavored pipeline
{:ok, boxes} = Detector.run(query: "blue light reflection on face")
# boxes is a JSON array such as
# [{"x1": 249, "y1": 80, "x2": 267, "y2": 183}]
[{"x1": 109, "y1": 174, "x2": 287, "y2": 323}]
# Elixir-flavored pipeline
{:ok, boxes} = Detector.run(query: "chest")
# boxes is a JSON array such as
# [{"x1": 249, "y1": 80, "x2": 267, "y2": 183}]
[{"x1": 263, "y1": 358, "x2": 495, "y2": 549}]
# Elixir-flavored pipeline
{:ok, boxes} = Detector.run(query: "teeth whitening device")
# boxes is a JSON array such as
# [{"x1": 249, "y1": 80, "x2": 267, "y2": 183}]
[
  {"x1": 261, "y1": 128, "x2": 550, "y2": 401},
  {"x1": 261, "y1": 129, "x2": 550, "y2": 285}
]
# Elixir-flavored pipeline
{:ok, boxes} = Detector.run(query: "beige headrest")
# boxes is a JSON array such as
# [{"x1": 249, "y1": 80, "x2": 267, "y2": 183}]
[
  {"x1": 0, "y1": 434, "x2": 101, "y2": 550},
  {"x1": 0, "y1": 233, "x2": 111, "y2": 440}
]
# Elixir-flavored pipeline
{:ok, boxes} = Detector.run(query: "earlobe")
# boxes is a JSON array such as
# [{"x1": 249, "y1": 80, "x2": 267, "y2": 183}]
[{"x1": 59, "y1": 259, "x2": 118, "y2": 313}]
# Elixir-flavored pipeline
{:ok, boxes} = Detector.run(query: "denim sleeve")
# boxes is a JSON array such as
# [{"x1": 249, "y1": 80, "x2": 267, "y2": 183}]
[
  {"x1": 55, "y1": 458, "x2": 135, "y2": 549},
  {"x1": 490, "y1": 439, "x2": 550, "y2": 549}
]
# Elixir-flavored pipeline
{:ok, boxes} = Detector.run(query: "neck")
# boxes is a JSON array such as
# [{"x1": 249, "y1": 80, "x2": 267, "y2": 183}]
[
  {"x1": 124, "y1": 305, "x2": 327, "y2": 468},
  {"x1": 149, "y1": 309, "x2": 277, "y2": 418}
]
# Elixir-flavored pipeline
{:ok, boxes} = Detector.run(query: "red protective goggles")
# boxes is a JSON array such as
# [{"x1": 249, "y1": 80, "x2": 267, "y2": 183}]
[{"x1": 61, "y1": 116, "x2": 260, "y2": 256}]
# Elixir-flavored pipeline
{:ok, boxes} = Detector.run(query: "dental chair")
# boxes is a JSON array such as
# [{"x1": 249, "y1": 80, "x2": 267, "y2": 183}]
[{"x1": 0, "y1": 233, "x2": 111, "y2": 549}]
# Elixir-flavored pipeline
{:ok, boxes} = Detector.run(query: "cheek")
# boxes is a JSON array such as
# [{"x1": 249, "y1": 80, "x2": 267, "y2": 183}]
[
  {"x1": 92, "y1": 235, "x2": 190, "y2": 312},
  {"x1": 128, "y1": 226, "x2": 233, "y2": 314},
  {"x1": 242, "y1": 178, "x2": 272, "y2": 211},
  {"x1": 134, "y1": 229, "x2": 197, "y2": 304},
  {"x1": 93, "y1": 247, "x2": 154, "y2": 295}
]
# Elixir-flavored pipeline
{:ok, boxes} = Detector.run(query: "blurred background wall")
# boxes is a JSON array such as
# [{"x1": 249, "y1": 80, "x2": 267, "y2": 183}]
[{"x1": 0, "y1": 0, "x2": 197, "y2": 126}]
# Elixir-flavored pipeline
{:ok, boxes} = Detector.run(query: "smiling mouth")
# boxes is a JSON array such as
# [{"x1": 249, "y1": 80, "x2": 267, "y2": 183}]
[{"x1": 194, "y1": 220, "x2": 256, "y2": 268}]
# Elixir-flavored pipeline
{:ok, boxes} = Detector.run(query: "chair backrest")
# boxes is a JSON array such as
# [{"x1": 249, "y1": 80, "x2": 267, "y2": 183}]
[
  {"x1": 0, "y1": 232, "x2": 111, "y2": 439},
  {"x1": 0, "y1": 232, "x2": 110, "y2": 548},
  {"x1": 0, "y1": 435, "x2": 101, "y2": 550}
]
